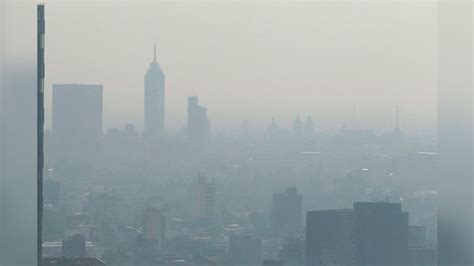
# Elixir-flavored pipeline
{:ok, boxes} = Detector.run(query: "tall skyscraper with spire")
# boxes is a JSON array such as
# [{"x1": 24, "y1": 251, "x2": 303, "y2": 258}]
[{"x1": 144, "y1": 42, "x2": 165, "y2": 140}]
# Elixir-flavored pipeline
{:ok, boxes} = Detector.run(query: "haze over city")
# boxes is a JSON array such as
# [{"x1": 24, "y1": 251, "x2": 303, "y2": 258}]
[
  {"x1": 6, "y1": 2, "x2": 438, "y2": 132},
  {"x1": 0, "y1": 1, "x2": 472, "y2": 266}
]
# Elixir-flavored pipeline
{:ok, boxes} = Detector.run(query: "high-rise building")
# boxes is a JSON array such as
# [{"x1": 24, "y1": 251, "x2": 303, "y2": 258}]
[
  {"x1": 271, "y1": 187, "x2": 302, "y2": 233},
  {"x1": 143, "y1": 207, "x2": 166, "y2": 251},
  {"x1": 187, "y1": 96, "x2": 210, "y2": 147},
  {"x1": 0, "y1": 5, "x2": 39, "y2": 263},
  {"x1": 52, "y1": 84, "x2": 103, "y2": 160},
  {"x1": 353, "y1": 202, "x2": 408, "y2": 265},
  {"x1": 305, "y1": 202, "x2": 409, "y2": 266},
  {"x1": 144, "y1": 43, "x2": 165, "y2": 140},
  {"x1": 306, "y1": 209, "x2": 356, "y2": 266},
  {"x1": 194, "y1": 174, "x2": 216, "y2": 220},
  {"x1": 304, "y1": 115, "x2": 314, "y2": 136},
  {"x1": 293, "y1": 116, "x2": 303, "y2": 136}
]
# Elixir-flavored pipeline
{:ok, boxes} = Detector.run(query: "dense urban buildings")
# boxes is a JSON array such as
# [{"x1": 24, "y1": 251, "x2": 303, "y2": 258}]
[
  {"x1": 2, "y1": 2, "x2": 473, "y2": 266},
  {"x1": 144, "y1": 43, "x2": 166, "y2": 141}
]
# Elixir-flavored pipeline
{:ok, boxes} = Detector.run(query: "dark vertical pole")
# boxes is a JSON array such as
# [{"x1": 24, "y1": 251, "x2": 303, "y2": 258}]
[{"x1": 37, "y1": 4, "x2": 45, "y2": 266}]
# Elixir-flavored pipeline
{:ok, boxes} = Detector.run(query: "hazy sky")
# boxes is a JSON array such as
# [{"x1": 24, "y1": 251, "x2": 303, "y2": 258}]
[{"x1": 38, "y1": 2, "x2": 438, "y2": 133}]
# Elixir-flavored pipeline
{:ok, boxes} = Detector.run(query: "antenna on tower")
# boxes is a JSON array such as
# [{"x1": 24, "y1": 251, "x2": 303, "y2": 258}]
[{"x1": 153, "y1": 37, "x2": 157, "y2": 62}]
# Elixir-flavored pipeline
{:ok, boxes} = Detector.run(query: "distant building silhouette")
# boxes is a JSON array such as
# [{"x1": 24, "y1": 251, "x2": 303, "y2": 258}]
[
  {"x1": 144, "y1": 42, "x2": 165, "y2": 140},
  {"x1": 143, "y1": 207, "x2": 166, "y2": 251},
  {"x1": 304, "y1": 115, "x2": 314, "y2": 136},
  {"x1": 194, "y1": 173, "x2": 216, "y2": 220},
  {"x1": 293, "y1": 116, "x2": 303, "y2": 136},
  {"x1": 333, "y1": 173, "x2": 367, "y2": 209},
  {"x1": 52, "y1": 84, "x2": 103, "y2": 161},
  {"x1": 187, "y1": 96, "x2": 210, "y2": 147},
  {"x1": 271, "y1": 188, "x2": 302, "y2": 233},
  {"x1": 266, "y1": 117, "x2": 282, "y2": 140}
]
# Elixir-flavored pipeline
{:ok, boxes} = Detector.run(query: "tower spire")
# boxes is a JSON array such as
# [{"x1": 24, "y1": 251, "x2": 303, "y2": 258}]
[{"x1": 153, "y1": 40, "x2": 157, "y2": 62}]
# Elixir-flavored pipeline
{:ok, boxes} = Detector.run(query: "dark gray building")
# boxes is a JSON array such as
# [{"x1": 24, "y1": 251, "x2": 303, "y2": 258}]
[
  {"x1": 271, "y1": 187, "x2": 302, "y2": 233},
  {"x1": 306, "y1": 202, "x2": 409, "y2": 266},
  {"x1": 144, "y1": 43, "x2": 165, "y2": 140},
  {"x1": 187, "y1": 96, "x2": 210, "y2": 147},
  {"x1": 306, "y1": 209, "x2": 356, "y2": 266},
  {"x1": 52, "y1": 83, "x2": 103, "y2": 161},
  {"x1": 353, "y1": 202, "x2": 408, "y2": 266}
]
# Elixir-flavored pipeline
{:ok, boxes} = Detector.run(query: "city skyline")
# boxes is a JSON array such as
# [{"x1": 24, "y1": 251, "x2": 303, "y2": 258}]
[
  {"x1": 1, "y1": 2, "x2": 472, "y2": 266},
  {"x1": 36, "y1": 2, "x2": 438, "y2": 133}
]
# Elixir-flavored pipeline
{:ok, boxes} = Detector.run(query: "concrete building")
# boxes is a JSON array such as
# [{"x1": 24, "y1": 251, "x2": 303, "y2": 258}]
[
  {"x1": 306, "y1": 202, "x2": 409, "y2": 266},
  {"x1": 353, "y1": 202, "x2": 409, "y2": 266},
  {"x1": 143, "y1": 207, "x2": 166, "y2": 251},
  {"x1": 306, "y1": 209, "x2": 356, "y2": 266},
  {"x1": 194, "y1": 174, "x2": 216, "y2": 220},
  {"x1": 271, "y1": 188, "x2": 302, "y2": 233}
]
